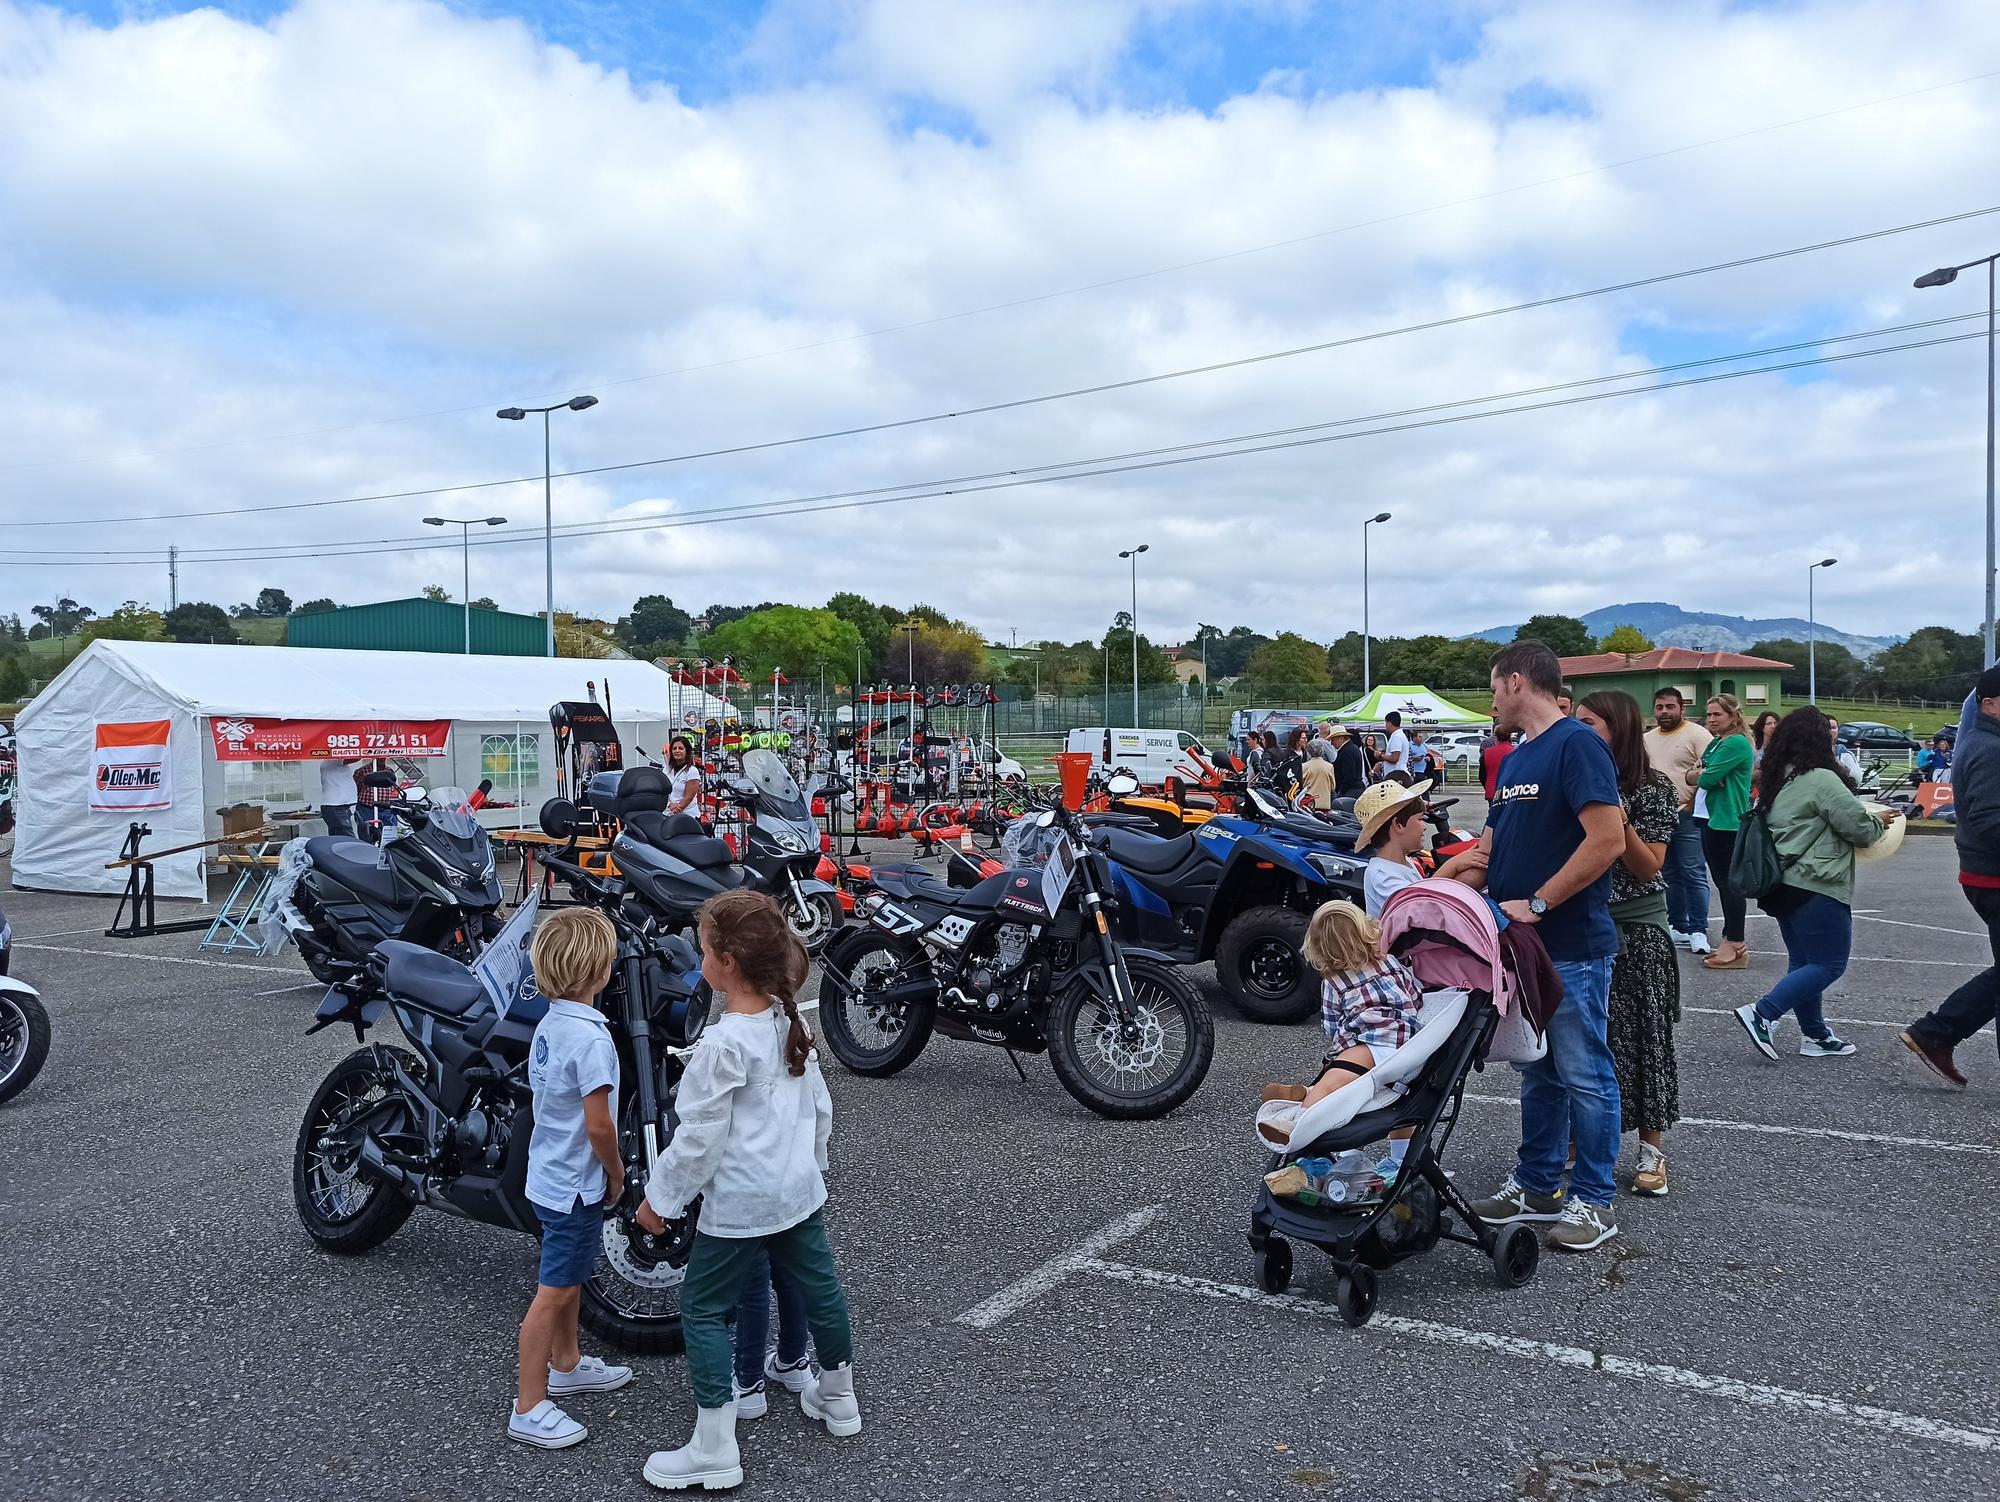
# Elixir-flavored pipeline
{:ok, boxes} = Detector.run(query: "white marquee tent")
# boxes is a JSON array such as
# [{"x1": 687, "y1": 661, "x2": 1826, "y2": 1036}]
[{"x1": 12, "y1": 641, "x2": 733, "y2": 899}]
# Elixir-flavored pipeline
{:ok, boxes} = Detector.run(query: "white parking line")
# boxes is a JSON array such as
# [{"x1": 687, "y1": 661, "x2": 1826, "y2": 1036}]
[
  {"x1": 1682, "y1": 1005, "x2": 1992, "y2": 1035},
  {"x1": 12, "y1": 940, "x2": 303, "y2": 975},
  {"x1": 1743, "y1": 950, "x2": 1978, "y2": 968},
  {"x1": 954, "y1": 1204, "x2": 1166, "y2": 1330},
  {"x1": 1081, "y1": 1258, "x2": 2000, "y2": 1454},
  {"x1": 1461, "y1": 1094, "x2": 2000, "y2": 1156}
]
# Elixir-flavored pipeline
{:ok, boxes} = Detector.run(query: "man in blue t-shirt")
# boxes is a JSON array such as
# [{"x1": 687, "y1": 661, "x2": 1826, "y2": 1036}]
[{"x1": 1464, "y1": 639, "x2": 1627, "y2": 1252}]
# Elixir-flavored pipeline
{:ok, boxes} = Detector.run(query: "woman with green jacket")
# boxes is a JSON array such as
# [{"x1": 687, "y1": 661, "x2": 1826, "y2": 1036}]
[
  {"x1": 1695, "y1": 695, "x2": 1755, "y2": 969},
  {"x1": 1734, "y1": 706, "x2": 1898, "y2": 1060}
]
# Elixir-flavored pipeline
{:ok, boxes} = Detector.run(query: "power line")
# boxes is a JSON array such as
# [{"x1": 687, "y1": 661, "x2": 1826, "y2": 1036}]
[
  {"x1": 9, "y1": 327, "x2": 1980, "y2": 569},
  {"x1": 9, "y1": 63, "x2": 1997, "y2": 474},
  {"x1": 6, "y1": 204, "x2": 1996, "y2": 534},
  {"x1": 128, "y1": 307, "x2": 1986, "y2": 562}
]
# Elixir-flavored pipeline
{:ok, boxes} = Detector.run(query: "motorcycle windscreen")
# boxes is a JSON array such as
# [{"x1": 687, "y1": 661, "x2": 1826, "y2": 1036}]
[{"x1": 740, "y1": 749, "x2": 808, "y2": 819}]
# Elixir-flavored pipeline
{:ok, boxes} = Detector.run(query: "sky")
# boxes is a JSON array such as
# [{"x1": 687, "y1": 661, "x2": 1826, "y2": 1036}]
[{"x1": 3, "y1": 0, "x2": 1998, "y2": 649}]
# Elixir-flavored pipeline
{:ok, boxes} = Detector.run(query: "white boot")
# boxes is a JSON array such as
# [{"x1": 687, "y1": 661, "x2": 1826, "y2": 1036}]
[
  {"x1": 800, "y1": 1362, "x2": 862, "y2": 1437},
  {"x1": 642, "y1": 1404, "x2": 743, "y2": 1491}
]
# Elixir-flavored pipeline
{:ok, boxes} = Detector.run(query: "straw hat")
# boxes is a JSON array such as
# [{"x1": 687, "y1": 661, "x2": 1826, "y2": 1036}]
[
  {"x1": 1352, "y1": 778, "x2": 1433, "y2": 847},
  {"x1": 1855, "y1": 803, "x2": 1907, "y2": 863}
]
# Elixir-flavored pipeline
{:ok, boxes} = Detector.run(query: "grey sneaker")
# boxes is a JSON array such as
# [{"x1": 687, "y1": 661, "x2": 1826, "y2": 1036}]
[
  {"x1": 1799, "y1": 1033, "x2": 1856, "y2": 1058},
  {"x1": 1549, "y1": 1199, "x2": 1619, "y2": 1252},
  {"x1": 1734, "y1": 1003, "x2": 1779, "y2": 1061},
  {"x1": 1468, "y1": 1173, "x2": 1565, "y2": 1224}
]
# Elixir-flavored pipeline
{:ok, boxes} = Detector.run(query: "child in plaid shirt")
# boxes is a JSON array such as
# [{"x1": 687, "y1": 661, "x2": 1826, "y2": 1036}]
[{"x1": 1260, "y1": 901, "x2": 1426, "y2": 1170}]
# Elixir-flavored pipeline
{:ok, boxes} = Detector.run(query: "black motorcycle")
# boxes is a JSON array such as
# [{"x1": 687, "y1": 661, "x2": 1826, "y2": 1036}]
[
  {"x1": 816, "y1": 780, "x2": 1214, "y2": 1120},
  {"x1": 556, "y1": 754, "x2": 841, "y2": 953},
  {"x1": 279, "y1": 785, "x2": 504, "y2": 986},
  {"x1": 291, "y1": 852, "x2": 709, "y2": 1353}
]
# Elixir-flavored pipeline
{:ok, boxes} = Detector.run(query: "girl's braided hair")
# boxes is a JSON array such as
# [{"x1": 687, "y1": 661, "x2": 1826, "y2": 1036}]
[{"x1": 698, "y1": 889, "x2": 815, "y2": 1075}]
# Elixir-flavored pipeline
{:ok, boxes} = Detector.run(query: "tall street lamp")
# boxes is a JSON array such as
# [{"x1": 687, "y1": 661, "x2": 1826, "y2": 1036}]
[
  {"x1": 1807, "y1": 557, "x2": 1837, "y2": 703},
  {"x1": 1914, "y1": 251, "x2": 1998, "y2": 665},
  {"x1": 1195, "y1": 621, "x2": 1216, "y2": 740},
  {"x1": 898, "y1": 619, "x2": 920, "y2": 686},
  {"x1": 1362, "y1": 512, "x2": 1392, "y2": 694},
  {"x1": 423, "y1": 516, "x2": 509, "y2": 653},
  {"x1": 1119, "y1": 543, "x2": 1149, "y2": 727},
  {"x1": 497, "y1": 394, "x2": 599, "y2": 656}
]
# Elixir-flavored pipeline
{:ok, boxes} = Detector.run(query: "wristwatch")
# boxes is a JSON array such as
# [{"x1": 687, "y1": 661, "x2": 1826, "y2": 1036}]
[{"x1": 1528, "y1": 895, "x2": 1549, "y2": 917}]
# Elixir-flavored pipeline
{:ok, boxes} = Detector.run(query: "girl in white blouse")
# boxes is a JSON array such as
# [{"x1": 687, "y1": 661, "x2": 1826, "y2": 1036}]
[{"x1": 634, "y1": 890, "x2": 858, "y2": 1491}]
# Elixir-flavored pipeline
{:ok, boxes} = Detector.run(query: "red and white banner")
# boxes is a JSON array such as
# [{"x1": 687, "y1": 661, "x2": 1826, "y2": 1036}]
[
  {"x1": 93, "y1": 720, "x2": 173, "y2": 811},
  {"x1": 208, "y1": 718, "x2": 450, "y2": 762}
]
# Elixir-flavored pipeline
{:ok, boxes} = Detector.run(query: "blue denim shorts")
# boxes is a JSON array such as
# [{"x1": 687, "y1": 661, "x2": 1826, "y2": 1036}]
[{"x1": 534, "y1": 1196, "x2": 605, "y2": 1288}]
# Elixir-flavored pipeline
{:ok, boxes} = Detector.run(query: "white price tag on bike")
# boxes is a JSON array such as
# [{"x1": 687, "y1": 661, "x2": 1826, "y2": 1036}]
[{"x1": 1041, "y1": 837, "x2": 1078, "y2": 914}]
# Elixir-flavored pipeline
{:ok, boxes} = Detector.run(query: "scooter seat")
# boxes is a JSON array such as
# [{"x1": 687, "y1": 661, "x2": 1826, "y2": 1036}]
[
  {"x1": 305, "y1": 836, "x2": 403, "y2": 907},
  {"x1": 1096, "y1": 827, "x2": 1199, "y2": 875},
  {"x1": 622, "y1": 810, "x2": 708, "y2": 848},
  {"x1": 376, "y1": 940, "x2": 486, "y2": 1016}
]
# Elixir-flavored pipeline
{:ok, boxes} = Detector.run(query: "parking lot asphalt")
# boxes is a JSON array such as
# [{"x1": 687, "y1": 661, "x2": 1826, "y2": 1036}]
[{"x1": 3, "y1": 830, "x2": 1996, "y2": 1502}]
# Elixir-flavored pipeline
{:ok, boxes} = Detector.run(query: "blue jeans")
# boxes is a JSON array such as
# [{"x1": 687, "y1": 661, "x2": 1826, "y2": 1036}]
[
  {"x1": 1755, "y1": 892, "x2": 1851, "y2": 1039},
  {"x1": 1517, "y1": 955, "x2": 1621, "y2": 1208},
  {"x1": 733, "y1": 1246, "x2": 811, "y2": 1386},
  {"x1": 1664, "y1": 810, "x2": 1707, "y2": 933}
]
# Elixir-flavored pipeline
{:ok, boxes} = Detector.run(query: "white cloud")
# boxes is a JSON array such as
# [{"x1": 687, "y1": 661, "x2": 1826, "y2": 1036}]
[{"x1": 0, "y1": 0, "x2": 1997, "y2": 648}]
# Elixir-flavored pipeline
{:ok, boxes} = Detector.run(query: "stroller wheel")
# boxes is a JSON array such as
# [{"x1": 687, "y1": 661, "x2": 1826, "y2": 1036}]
[
  {"x1": 1334, "y1": 1265, "x2": 1378, "y2": 1328},
  {"x1": 1254, "y1": 1239, "x2": 1293, "y2": 1296},
  {"x1": 1491, "y1": 1222, "x2": 1541, "y2": 1289}
]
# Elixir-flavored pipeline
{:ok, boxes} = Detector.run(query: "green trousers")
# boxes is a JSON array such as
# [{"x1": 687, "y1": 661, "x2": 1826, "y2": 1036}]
[{"x1": 680, "y1": 1209, "x2": 853, "y2": 1408}]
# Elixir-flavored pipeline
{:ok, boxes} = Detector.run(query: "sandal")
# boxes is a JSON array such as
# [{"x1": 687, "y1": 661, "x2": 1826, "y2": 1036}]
[
  {"x1": 1261, "y1": 1084, "x2": 1308, "y2": 1103},
  {"x1": 1703, "y1": 942, "x2": 1749, "y2": 970}
]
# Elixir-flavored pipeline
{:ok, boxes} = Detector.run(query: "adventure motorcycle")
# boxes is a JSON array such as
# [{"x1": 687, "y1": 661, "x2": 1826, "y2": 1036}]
[
  {"x1": 816, "y1": 776, "x2": 1214, "y2": 1120},
  {"x1": 291, "y1": 852, "x2": 711, "y2": 1354},
  {"x1": 0, "y1": 923, "x2": 49, "y2": 1106},
  {"x1": 279, "y1": 785, "x2": 504, "y2": 986},
  {"x1": 563, "y1": 754, "x2": 843, "y2": 953}
]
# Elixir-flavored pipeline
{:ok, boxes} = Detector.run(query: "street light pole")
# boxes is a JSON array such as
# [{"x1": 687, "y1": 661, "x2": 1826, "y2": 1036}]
[
  {"x1": 423, "y1": 515, "x2": 509, "y2": 653},
  {"x1": 1362, "y1": 512, "x2": 1392, "y2": 694},
  {"x1": 1196, "y1": 622, "x2": 1215, "y2": 742},
  {"x1": 1808, "y1": 557, "x2": 1837, "y2": 702},
  {"x1": 1118, "y1": 543, "x2": 1149, "y2": 727},
  {"x1": 496, "y1": 394, "x2": 598, "y2": 656},
  {"x1": 1914, "y1": 252, "x2": 1998, "y2": 665}
]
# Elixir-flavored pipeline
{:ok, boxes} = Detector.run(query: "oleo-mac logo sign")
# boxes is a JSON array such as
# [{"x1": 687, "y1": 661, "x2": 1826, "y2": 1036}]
[{"x1": 96, "y1": 762, "x2": 162, "y2": 791}]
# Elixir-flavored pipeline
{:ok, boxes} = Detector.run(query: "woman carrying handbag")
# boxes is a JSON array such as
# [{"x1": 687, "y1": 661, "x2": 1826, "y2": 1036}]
[{"x1": 1732, "y1": 707, "x2": 1898, "y2": 1061}]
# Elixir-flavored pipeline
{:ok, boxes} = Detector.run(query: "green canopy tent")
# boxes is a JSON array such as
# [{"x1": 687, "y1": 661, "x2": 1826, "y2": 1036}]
[{"x1": 1331, "y1": 685, "x2": 1491, "y2": 726}]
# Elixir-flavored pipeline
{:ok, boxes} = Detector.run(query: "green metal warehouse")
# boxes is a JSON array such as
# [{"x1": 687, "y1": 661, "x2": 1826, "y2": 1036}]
[{"x1": 286, "y1": 598, "x2": 547, "y2": 657}]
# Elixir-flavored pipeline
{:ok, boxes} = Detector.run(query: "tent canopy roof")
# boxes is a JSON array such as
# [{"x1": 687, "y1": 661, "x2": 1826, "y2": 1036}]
[
  {"x1": 20, "y1": 640, "x2": 730, "y2": 726},
  {"x1": 1332, "y1": 684, "x2": 1493, "y2": 725}
]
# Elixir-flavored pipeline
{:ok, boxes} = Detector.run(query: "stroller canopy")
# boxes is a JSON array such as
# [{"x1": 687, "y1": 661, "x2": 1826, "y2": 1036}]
[{"x1": 1378, "y1": 879, "x2": 1510, "y2": 1014}]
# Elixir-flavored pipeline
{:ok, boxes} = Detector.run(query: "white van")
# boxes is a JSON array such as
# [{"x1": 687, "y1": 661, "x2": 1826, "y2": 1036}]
[{"x1": 1066, "y1": 727, "x2": 1214, "y2": 788}]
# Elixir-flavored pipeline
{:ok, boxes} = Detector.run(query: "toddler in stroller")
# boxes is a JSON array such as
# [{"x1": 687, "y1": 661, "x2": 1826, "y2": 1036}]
[{"x1": 1246, "y1": 878, "x2": 1543, "y2": 1326}]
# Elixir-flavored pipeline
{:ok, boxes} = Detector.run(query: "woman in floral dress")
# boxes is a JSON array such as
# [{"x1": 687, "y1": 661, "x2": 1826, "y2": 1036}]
[{"x1": 1575, "y1": 690, "x2": 1681, "y2": 1199}]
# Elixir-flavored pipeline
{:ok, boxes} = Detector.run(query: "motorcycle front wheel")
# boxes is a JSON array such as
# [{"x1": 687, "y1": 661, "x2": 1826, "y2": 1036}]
[
  {"x1": 818, "y1": 933, "x2": 934, "y2": 1076},
  {"x1": 1047, "y1": 959, "x2": 1214, "y2": 1120},
  {"x1": 0, "y1": 985, "x2": 51, "y2": 1105},
  {"x1": 579, "y1": 1099, "x2": 699, "y2": 1355},
  {"x1": 786, "y1": 888, "x2": 844, "y2": 955}
]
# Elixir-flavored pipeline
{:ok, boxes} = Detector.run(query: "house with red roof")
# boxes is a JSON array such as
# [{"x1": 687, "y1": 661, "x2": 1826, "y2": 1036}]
[{"x1": 1557, "y1": 647, "x2": 1792, "y2": 713}]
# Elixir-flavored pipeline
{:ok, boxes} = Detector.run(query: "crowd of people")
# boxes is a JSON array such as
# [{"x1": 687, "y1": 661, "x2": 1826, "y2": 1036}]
[
  {"x1": 1244, "y1": 711, "x2": 1455, "y2": 803},
  {"x1": 1272, "y1": 638, "x2": 1946, "y2": 1253}
]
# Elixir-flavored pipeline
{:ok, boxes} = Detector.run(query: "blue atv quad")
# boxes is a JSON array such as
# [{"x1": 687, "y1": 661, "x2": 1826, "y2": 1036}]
[{"x1": 1087, "y1": 785, "x2": 1371, "y2": 1024}]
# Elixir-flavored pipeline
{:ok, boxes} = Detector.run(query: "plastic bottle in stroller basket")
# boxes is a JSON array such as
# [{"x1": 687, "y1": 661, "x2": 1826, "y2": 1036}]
[{"x1": 1284, "y1": 1151, "x2": 1378, "y2": 1206}]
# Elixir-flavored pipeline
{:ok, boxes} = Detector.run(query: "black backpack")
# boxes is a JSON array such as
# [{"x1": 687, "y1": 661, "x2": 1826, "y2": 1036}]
[{"x1": 1728, "y1": 804, "x2": 1790, "y2": 900}]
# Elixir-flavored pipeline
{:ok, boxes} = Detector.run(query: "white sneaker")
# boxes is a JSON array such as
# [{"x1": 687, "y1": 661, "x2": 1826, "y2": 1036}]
[
  {"x1": 1687, "y1": 931, "x2": 1713, "y2": 955},
  {"x1": 548, "y1": 1353, "x2": 633, "y2": 1396},
  {"x1": 509, "y1": 1398, "x2": 588, "y2": 1449},
  {"x1": 733, "y1": 1376, "x2": 768, "y2": 1420},
  {"x1": 800, "y1": 1362, "x2": 862, "y2": 1437},
  {"x1": 1669, "y1": 929, "x2": 1692, "y2": 950},
  {"x1": 765, "y1": 1351, "x2": 814, "y2": 1394}
]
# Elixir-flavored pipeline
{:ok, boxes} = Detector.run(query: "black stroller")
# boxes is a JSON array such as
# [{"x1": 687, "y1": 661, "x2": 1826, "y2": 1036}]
[{"x1": 1247, "y1": 880, "x2": 1543, "y2": 1326}]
